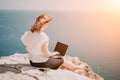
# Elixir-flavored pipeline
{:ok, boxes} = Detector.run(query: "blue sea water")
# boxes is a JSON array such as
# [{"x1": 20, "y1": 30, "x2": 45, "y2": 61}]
[
  {"x1": 0, "y1": 10, "x2": 44, "y2": 55},
  {"x1": 0, "y1": 10, "x2": 120, "y2": 80}
]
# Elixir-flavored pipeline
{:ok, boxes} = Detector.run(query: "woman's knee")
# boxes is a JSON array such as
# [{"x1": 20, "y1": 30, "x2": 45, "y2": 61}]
[
  {"x1": 46, "y1": 57, "x2": 64, "y2": 69},
  {"x1": 60, "y1": 58, "x2": 64, "y2": 64}
]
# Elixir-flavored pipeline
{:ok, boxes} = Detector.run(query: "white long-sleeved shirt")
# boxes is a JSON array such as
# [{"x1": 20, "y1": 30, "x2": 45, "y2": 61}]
[{"x1": 21, "y1": 31, "x2": 49, "y2": 62}]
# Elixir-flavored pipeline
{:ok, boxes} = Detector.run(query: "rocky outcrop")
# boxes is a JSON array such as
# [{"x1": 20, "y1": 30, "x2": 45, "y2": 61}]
[{"x1": 0, "y1": 53, "x2": 104, "y2": 80}]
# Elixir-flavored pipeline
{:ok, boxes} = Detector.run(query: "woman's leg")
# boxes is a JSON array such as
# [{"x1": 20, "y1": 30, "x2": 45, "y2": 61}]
[
  {"x1": 61, "y1": 59, "x2": 80, "y2": 71},
  {"x1": 45, "y1": 57, "x2": 64, "y2": 69},
  {"x1": 29, "y1": 60, "x2": 48, "y2": 68}
]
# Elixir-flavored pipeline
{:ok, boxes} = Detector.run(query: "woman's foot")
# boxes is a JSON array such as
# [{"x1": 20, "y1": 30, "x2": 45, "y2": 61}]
[{"x1": 74, "y1": 69, "x2": 89, "y2": 77}]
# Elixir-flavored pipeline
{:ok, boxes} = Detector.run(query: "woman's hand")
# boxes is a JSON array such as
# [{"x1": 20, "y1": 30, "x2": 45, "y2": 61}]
[
  {"x1": 52, "y1": 51, "x2": 60, "y2": 56},
  {"x1": 49, "y1": 51, "x2": 60, "y2": 58}
]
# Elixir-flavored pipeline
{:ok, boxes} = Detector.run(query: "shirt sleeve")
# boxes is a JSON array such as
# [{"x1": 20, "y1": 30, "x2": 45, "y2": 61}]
[
  {"x1": 42, "y1": 32, "x2": 49, "y2": 43},
  {"x1": 38, "y1": 32, "x2": 49, "y2": 46},
  {"x1": 21, "y1": 31, "x2": 28, "y2": 46}
]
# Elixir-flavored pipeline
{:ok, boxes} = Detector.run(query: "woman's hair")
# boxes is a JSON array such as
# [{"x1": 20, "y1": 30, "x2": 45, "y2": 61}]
[{"x1": 31, "y1": 14, "x2": 52, "y2": 33}]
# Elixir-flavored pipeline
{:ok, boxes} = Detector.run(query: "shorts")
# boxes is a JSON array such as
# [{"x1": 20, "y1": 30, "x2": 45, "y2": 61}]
[{"x1": 29, "y1": 56, "x2": 64, "y2": 69}]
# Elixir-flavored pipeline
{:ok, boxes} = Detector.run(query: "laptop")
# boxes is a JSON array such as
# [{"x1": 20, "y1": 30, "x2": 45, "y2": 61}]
[{"x1": 54, "y1": 42, "x2": 68, "y2": 56}]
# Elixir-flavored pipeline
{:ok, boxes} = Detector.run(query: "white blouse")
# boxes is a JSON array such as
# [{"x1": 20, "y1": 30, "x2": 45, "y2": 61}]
[{"x1": 21, "y1": 31, "x2": 49, "y2": 62}]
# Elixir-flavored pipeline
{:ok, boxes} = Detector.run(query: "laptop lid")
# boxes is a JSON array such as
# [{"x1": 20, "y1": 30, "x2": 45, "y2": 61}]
[{"x1": 54, "y1": 42, "x2": 68, "y2": 56}]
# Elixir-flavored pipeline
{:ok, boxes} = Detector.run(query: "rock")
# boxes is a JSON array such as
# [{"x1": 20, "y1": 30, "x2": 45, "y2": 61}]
[
  {"x1": 0, "y1": 72, "x2": 35, "y2": 80},
  {"x1": 0, "y1": 53, "x2": 104, "y2": 80}
]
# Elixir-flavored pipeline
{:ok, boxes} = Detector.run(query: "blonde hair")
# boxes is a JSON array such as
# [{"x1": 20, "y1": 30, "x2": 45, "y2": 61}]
[{"x1": 31, "y1": 14, "x2": 52, "y2": 33}]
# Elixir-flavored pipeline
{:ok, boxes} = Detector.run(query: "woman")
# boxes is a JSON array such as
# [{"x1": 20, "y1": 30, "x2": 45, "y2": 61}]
[{"x1": 21, "y1": 14, "x2": 80, "y2": 71}]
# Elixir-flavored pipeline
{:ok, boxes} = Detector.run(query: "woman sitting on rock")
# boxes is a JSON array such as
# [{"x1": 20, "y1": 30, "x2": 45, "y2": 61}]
[{"x1": 21, "y1": 14, "x2": 80, "y2": 72}]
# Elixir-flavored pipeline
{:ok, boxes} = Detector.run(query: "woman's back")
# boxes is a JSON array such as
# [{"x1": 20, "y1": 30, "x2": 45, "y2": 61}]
[{"x1": 21, "y1": 31, "x2": 49, "y2": 62}]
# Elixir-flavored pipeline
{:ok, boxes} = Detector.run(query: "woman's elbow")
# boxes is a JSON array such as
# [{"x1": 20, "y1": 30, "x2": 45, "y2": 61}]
[
  {"x1": 44, "y1": 52, "x2": 51, "y2": 58},
  {"x1": 41, "y1": 48, "x2": 51, "y2": 57},
  {"x1": 41, "y1": 42, "x2": 52, "y2": 57}
]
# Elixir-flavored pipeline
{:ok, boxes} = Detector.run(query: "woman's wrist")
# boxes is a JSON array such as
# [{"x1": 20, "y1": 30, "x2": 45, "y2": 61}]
[
  {"x1": 49, "y1": 51, "x2": 60, "y2": 58},
  {"x1": 53, "y1": 51, "x2": 60, "y2": 55}
]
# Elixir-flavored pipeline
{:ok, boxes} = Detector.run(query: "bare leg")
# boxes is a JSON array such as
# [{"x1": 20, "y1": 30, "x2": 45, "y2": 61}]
[{"x1": 62, "y1": 59, "x2": 80, "y2": 71}]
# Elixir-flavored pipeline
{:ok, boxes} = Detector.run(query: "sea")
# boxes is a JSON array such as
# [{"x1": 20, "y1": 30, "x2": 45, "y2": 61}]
[{"x1": 0, "y1": 10, "x2": 120, "y2": 80}]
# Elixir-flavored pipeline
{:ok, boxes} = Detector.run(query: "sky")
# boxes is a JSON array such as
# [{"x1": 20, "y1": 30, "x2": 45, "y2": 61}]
[{"x1": 0, "y1": 0, "x2": 120, "y2": 11}]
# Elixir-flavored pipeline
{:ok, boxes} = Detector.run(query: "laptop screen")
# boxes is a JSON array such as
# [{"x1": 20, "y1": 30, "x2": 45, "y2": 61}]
[{"x1": 54, "y1": 42, "x2": 68, "y2": 56}]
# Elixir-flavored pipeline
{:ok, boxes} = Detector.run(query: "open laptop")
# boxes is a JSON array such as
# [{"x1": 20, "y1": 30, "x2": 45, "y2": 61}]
[{"x1": 54, "y1": 42, "x2": 68, "y2": 56}]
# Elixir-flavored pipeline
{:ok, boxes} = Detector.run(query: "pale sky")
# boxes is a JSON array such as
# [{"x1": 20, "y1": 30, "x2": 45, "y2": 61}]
[{"x1": 0, "y1": 0, "x2": 120, "y2": 11}]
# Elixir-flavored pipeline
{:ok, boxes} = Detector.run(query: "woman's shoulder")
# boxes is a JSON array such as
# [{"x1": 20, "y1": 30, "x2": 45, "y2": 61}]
[
  {"x1": 41, "y1": 31, "x2": 47, "y2": 36},
  {"x1": 22, "y1": 31, "x2": 33, "y2": 38},
  {"x1": 24, "y1": 31, "x2": 29, "y2": 34},
  {"x1": 23, "y1": 30, "x2": 31, "y2": 34},
  {"x1": 40, "y1": 31, "x2": 49, "y2": 40}
]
